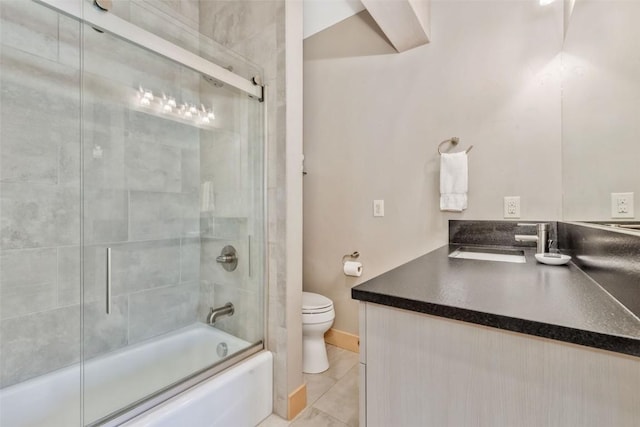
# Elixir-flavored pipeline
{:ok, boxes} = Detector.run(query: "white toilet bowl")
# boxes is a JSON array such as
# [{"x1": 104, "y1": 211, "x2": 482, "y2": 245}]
[{"x1": 302, "y1": 292, "x2": 335, "y2": 374}]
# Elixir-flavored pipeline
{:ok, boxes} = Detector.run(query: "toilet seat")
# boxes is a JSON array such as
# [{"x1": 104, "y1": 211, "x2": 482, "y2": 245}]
[
  {"x1": 302, "y1": 292, "x2": 333, "y2": 314},
  {"x1": 302, "y1": 310, "x2": 334, "y2": 324},
  {"x1": 303, "y1": 306, "x2": 333, "y2": 315}
]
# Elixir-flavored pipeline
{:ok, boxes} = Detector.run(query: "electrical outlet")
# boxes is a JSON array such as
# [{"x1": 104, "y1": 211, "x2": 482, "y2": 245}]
[
  {"x1": 373, "y1": 200, "x2": 385, "y2": 217},
  {"x1": 504, "y1": 196, "x2": 520, "y2": 219},
  {"x1": 611, "y1": 192, "x2": 634, "y2": 218}
]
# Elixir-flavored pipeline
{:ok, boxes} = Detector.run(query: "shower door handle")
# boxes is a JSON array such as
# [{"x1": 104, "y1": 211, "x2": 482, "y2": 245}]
[{"x1": 106, "y1": 247, "x2": 112, "y2": 315}]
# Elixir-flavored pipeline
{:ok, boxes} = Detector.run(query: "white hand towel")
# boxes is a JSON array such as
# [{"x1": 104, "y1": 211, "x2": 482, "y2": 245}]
[{"x1": 440, "y1": 152, "x2": 468, "y2": 212}]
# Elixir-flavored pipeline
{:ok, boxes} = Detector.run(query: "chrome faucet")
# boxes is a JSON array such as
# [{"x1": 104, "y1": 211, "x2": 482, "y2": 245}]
[
  {"x1": 515, "y1": 223, "x2": 551, "y2": 254},
  {"x1": 207, "y1": 302, "x2": 234, "y2": 325}
]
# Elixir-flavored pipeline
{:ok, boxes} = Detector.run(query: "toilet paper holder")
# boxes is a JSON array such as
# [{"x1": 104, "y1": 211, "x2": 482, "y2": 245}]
[{"x1": 342, "y1": 251, "x2": 360, "y2": 264}]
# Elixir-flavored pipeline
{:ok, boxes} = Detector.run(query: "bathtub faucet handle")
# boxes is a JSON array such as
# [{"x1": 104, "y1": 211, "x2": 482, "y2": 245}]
[{"x1": 216, "y1": 245, "x2": 238, "y2": 272}]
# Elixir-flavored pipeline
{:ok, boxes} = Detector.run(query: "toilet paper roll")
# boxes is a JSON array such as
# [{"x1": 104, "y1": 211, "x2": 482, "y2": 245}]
[{"x1": 343, "y1": 261, "x2": 363, "y2": 277}]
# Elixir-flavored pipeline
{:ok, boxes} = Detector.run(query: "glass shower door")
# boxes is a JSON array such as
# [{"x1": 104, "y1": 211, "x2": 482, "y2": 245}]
[
  {"x1": 80, "y1": 16, "x2": 265, "y2": 425},
  {"x1": 0, "y1": 1, "x2": 83, "y2": 426}
]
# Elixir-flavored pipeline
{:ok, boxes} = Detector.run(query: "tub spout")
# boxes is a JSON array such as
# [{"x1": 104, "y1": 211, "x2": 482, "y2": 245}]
[{"x1": 207, "y1": 302, "x2": 234, "y2": 325}]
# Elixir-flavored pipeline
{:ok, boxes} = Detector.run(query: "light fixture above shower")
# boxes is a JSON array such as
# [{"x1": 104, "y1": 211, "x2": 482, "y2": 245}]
[{"x1": 135, "y1": 86, "x2": 217, "y2": 129}]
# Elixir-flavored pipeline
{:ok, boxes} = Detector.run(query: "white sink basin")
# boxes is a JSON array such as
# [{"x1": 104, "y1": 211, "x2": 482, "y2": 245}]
[{"x1": 449, "y1": 247, "x2": 526, "y2": 263}]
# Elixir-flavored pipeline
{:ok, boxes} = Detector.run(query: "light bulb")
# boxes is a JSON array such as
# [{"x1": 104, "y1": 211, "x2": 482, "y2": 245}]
[
  {"x1": 207, "y1": 110, "x2": 215, "y2": 120},
  {"x1": 163, "y1": 103, "x2": 172, "y2": 113},
  {"x1": 140, "y1": 97, "x2": 151, "y2": 106},
  {"x1": 143, "y1": 90, "x2": 154, "y2": 100},
  {"x1": 168, "y1": 97, "x2": 177, "y2": 108}
]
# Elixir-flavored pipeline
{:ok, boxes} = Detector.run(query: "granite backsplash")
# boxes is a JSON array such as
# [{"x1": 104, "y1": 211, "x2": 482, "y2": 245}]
[
  {"x1": 449, "y1": 220, "x2": 559, "y2": 251},
  {"x1": 559, "y1": 222, "x2": 640, "y2": 318}
]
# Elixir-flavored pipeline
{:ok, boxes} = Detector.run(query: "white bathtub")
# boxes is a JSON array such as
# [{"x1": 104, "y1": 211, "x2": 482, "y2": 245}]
[{"x1": 0, "y1": 323, "x2": 272, "y2": 427}]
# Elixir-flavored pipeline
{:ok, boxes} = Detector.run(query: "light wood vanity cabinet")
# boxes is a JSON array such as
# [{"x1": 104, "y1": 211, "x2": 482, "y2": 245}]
[{"x1": 358, "y1": 302, "x2": 640, "y2": 427}]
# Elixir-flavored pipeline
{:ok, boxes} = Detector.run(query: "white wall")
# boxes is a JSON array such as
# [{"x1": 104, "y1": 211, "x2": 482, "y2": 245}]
[
  {"x1": 562, "y1": 0, "x2": 640, "y2": 221},
  {"x1": 303, "y1": 0, "x2": 365, "y2": 39},
  {"x1": 303, "y1": 1, "x2": 564, "y2": 334},
  {"x1": 285, "y1": 0, "x2": 304, "y2": 405}
]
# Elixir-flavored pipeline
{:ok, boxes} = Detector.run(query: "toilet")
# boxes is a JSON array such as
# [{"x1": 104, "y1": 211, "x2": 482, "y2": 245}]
[{"x1": 302, "y1": 292, "x2": 335, "y2": 374}]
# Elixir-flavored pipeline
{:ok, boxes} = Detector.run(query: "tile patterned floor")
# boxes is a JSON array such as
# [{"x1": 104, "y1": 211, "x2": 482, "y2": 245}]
[{"x1": 258, "y1": 345, "x2": 359, "y2": 427}]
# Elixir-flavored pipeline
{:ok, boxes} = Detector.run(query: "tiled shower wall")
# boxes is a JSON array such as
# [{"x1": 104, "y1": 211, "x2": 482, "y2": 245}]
[
  {"x1": 0, "y1": 0, "x2": 203, "y2": 388},
  {"x1": 199, "y1": 0, "x2": 290, "y2": 416},
  {"x1": 200, "y1": 0, "x2": 288, "y2": 417},
  {"x1": 0, "y1": 1, "x2": 84, "y2": 388},
  {"x1": 115, "y1": 0, "x2": 268, "y2": 348},
  {"x1": 1, "y1": 0, "x2": 275, "y2": 395},
  {"x1": 197, "y1": 121, "x2": 265, "y2": 346}
]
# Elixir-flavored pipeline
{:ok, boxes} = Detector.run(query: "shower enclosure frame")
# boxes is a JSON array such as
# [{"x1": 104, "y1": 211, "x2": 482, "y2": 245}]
[
  {"x1": 17, "y1": 1, "x2": 270, "y2": 426},
  {"x1": 34, "y1": 0, "x2": 264, "y2": 100},
  {"x1": 98, "y1": 342, "x2": 265, "y2": 426}
]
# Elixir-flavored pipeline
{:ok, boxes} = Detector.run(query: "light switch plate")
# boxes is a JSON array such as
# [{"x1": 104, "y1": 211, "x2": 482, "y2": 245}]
[
  {"x1": 373, "y1": 200, "x2": 384, "y2": 217},
  {"x1": 504, "y1": 196, "x2": 520, "y2": 218},
  {"x1": 611, "y1": 192, "x2": 634, "y2": 218}
]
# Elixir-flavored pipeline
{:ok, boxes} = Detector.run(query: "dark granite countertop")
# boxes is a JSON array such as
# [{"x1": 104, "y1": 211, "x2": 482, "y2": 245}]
[{"x1": 352, "y1": 244, "x2": 640, "y2": 357}]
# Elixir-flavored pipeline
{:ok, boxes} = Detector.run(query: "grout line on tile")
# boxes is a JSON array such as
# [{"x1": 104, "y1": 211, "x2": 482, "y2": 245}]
[{"x1": 307, "y1": 407, "x2": 349, "y2": 427}]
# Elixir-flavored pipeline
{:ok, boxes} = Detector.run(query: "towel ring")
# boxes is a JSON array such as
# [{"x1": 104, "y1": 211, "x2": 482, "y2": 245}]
[{"x1": 438, "y1": 137, "x2": 473, "y2": 155}]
